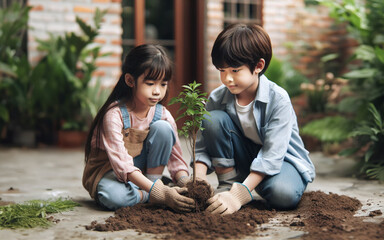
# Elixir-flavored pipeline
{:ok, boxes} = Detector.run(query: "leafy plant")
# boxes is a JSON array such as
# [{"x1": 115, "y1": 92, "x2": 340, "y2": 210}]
[
  {"x1": 265, "y1": 57, "x2": 309, "y2": 98},
  {"x1": 0, "y1": 2, "x2": 31, "y2": 132},
  {"x1": 316, "y1": 0, "x2": 384, "y2": 180},
  {"x1": 34, "y1": 8, "x2": 109, "y2": 131},
  {"x1": 169, "y1": 81, "x2": 210, "y2": 183},
  {"x1": 0, "y1": 2, "x2": 29, "y2": 62},
  {"x1": 0, "y1": 198, "x2": 80, "y2": 229},
  {"x1": 347, "y1": 104, "x2": 384, "y2": 181},
  {"x1": 301, "y1": 116, "x2": 355, "y2": 143}
]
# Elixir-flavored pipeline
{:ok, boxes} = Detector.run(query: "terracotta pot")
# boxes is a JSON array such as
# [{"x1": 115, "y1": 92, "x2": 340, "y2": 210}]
[{"x1": 57, "y1": 130, "x2": 87, "y2": 148}]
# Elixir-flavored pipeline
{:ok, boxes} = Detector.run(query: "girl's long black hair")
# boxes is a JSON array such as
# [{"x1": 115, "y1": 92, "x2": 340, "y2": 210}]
[{"x1": 84, "y1": 44, "x2": 173, "y2": 162}]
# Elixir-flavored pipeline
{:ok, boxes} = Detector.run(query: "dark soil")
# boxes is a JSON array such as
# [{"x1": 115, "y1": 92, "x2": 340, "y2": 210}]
[
  {"x1": 86, "y1": 201, "x2": 275, "y2": 239},
  {"x1": 185, "y1": 179, "x2": 212, "y2": 212},
  {"x1": 289, "y1": 191, "x2": 384, "y2": 240},
  {"x1": 86, "y1": 191, "x2": 384, "y2": 240}
]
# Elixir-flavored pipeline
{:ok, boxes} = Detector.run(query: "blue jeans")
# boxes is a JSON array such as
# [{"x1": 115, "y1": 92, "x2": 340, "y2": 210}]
[
  {"x1": 198, "y1": 110, "x2": 307, "y2": 210},
  {"x1": 96, "y1": 120, "x2": 175, "y2": 210}
]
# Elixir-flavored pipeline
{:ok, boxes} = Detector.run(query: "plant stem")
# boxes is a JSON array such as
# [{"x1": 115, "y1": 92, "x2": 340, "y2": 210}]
[{"x1": 192, "y1": 129, "x2": 197, "y2": 184}]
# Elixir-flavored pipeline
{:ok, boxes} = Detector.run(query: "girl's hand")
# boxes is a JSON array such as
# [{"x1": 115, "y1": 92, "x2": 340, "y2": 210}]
[
  {"x1": 149, "y1": 179, "x2": 195, "y2": 212},
  {"x1": 176, "y1": 175, "x2": 190, "y2": 187}
]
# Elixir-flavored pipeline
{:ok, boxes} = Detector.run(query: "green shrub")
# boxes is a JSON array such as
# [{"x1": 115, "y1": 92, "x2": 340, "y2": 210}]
[
  {"x1": 318, "y1": 0, "x2": 384, "y2": 180},
  {"x1": 265, "y1": 57, "x2": 309, "y2": 98}
]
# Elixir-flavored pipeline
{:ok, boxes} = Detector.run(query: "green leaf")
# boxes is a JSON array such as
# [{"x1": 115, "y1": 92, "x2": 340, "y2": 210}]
[
  {"x1": 366, "y1": 165, "x2": 384, "y2": 181},
  {"x1": 350, "y1": 125, "x2": 374, "y2": 137},
  {"x1": 321, "y1": 53, "x2": 339, "y2": 62},
  {"x1": 354, "y1": 45, "x2": 375, "y2": 62},
  {"x1": 0, "y1": 62, "x2": 16, "y2": 77},
  {"x1": 0, "y1": 105, "x2": 10, "y2": 122},
  {"x1": 301, "y1": 116, "x2": 354, "y2": 142},
  {"x1": 168, "y1": 97, "x2": 179, "y2": 105},
  {"x1": 375, "y1": 46, "x2": 384, "y2": 64},
  {"x1": 339, "y1": 147, "x2": 359, "y2": 156},
  {"x1": 367, "y1": 103, "x2": 382, "y2": 129},
  {"x1": 343, "y1": 68, "x2": 377, "y2": 78},
  {"x1": 364, "y1": 147, "x2": 374, "y2": 162}
]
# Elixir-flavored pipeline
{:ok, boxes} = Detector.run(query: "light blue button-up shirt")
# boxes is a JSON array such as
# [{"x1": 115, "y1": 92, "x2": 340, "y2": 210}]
[{"x1": 197, "y1": 75, "x2": 315, "y2": 183}]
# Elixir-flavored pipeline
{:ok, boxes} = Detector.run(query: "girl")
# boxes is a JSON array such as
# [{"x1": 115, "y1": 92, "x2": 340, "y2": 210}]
[{"x1": 83, "y1": 44, "x2": 195, "y2": 212}]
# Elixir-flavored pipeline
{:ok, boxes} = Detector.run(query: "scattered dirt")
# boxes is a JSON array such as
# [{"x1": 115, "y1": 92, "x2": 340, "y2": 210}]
[
  {"x1": 86, "y1": 191, "x2": 384, "y2": 240},
  {"x1": 0, "y1": 200, "x2": 15, "y2": 206},
  {"x1": 289, "y1": 191, "x2": 384, "y2": 239},
  {"x1": 0, "y1": 187, "x2": 21, "y2": 194},
  {"x1": 369, "y1": 210, "x2": 382, "y2": 217}
]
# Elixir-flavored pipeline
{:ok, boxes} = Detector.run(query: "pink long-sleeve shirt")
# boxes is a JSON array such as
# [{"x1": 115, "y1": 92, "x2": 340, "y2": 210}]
[{"x1": 92, "y1": 103, "x2": 189, "y2": 183}]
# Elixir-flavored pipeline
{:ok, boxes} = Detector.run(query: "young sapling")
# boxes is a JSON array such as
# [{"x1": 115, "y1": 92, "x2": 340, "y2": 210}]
[
  {"x1": 169, "y1": 81, "x2": 212, "y2": 211},
  {"x1": 169, "y1": 81, "x2": 210, "y2": 183}
]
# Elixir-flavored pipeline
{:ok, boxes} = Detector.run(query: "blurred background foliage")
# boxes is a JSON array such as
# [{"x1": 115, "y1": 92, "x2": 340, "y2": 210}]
[
  {"x1": 0, "y1": 3, "x2": 110, "y2": 146},
  {"x1": 0, "y1": 1, "x2": 383, "y2": 181},
  {"x1": 300, "y1": 0, "x2": 384, "y2": 181}
]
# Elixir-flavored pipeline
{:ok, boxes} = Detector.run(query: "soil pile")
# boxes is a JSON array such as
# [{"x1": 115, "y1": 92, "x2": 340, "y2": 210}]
[
  {"x1": 86, "y1": 191, "x2": 384, "y2": 240},
  {"x1": 185, "y1": 179, "x2": 212, "y2": 211},
  {"x1": 86, "y1": 200, "x2": 275, "y2": 239},
  {"x1": 289, "y1": 191, "x2": 384, "y2": 240}
]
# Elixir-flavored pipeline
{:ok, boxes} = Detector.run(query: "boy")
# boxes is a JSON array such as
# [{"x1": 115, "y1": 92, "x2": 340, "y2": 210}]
[{"x1": 195, "y1": 23, "x2": 315, "y2": 215}]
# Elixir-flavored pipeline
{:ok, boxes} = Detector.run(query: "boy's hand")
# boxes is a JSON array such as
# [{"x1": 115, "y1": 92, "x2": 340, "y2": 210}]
[
  {"x1": 149, "y1": 179, "x2": 195, "y2": 212},
  {"x1": 206, "y1": 182, "x2": 253, "y2": 215}
]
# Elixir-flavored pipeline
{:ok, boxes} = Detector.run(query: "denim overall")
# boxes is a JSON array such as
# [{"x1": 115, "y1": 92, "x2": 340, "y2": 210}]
[
  {"x1": 95, "y1": 103, "x2": 177, "y2": 210},
  {"x1": 120, "y1": 103, "x2": 163, "y2": 158}
]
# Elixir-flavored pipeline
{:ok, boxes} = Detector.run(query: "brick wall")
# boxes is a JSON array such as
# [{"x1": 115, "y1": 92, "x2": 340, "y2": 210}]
[
  {"x1": 28, "y1": 0, "x2": 123, "y2": 87},
  {"x1": 205, "y1": 0, "x2": 224, "y2": 92},
  {"x1": 204, "y1": 0, "x2": 305, "y2": 93},
  {"x1": 203, "y1": 0, "x2": 354, "y2": 93},
  {"x1": 284, "y1": 5, "x2": 357, "y2": 80},
  {"x1": 263, "y1": 0, "x2": 304, "y2": 58},
  {"x1": 27, "y1": 0, "x2": 354, "y2": 91}
]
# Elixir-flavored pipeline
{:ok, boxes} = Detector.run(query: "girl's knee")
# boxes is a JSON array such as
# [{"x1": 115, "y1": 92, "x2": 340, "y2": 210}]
[
  {"x1": 97, "y1": 189, "x2": 139, "y2": 210},
  {"x1": 150, "y1": 120, "x2": 174, "y2": 139}
]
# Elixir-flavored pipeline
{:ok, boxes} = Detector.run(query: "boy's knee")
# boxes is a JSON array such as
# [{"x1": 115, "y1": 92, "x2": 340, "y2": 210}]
[
  {"x1": 202, "y1": 110, "x2": 230, "y2": 132},
  {"x1": 266, "y1": 186, "x2": 302, "y2": 210}
]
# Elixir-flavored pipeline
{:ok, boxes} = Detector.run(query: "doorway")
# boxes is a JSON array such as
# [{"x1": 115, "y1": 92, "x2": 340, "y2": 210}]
[{"x1": 121, "y1": 0, "x2": 205, "y2": 121}]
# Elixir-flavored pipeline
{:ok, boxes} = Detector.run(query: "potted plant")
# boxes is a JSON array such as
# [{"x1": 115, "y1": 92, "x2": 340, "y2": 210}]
[
  {"x1": 33, "y1": 9, "x2": 109, "y2": 147},
  {"x1": 169, "y1": 81, "x2": 212, "y2": 211},
  {"x1": 57, "y1": 78, "x2": 110, "y2": 148},
  {"x1": 0, "y1": 3, "x2": 41, "y2": 147}
]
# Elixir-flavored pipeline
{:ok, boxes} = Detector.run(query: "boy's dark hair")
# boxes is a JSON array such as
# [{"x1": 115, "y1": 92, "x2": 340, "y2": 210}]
[{"x1": 211, "y1": 23, "x2": 272, "y2": 76}]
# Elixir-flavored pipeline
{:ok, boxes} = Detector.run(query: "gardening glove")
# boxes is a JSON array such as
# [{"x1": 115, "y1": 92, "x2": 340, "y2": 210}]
[
  {"x1": 176, "y1": 176, "x2": 190, "y2": 187},
  {"x1": 206, "y1": 182, "x2": 253, "y2": 215},
  {"x1": 149, "y1": 179, "x2": 195, "y2": 212}
]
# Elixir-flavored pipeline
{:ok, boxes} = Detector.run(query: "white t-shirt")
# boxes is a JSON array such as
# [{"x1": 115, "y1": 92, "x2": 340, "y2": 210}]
[{"x1": 235, "y1": 99, "x2": 262, "y2": 145}]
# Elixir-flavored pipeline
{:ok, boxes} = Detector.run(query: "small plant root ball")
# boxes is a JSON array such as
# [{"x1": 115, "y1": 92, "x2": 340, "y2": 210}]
[{"x1": 185, "y1": 179, "x2": 213, "y2": 212}]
